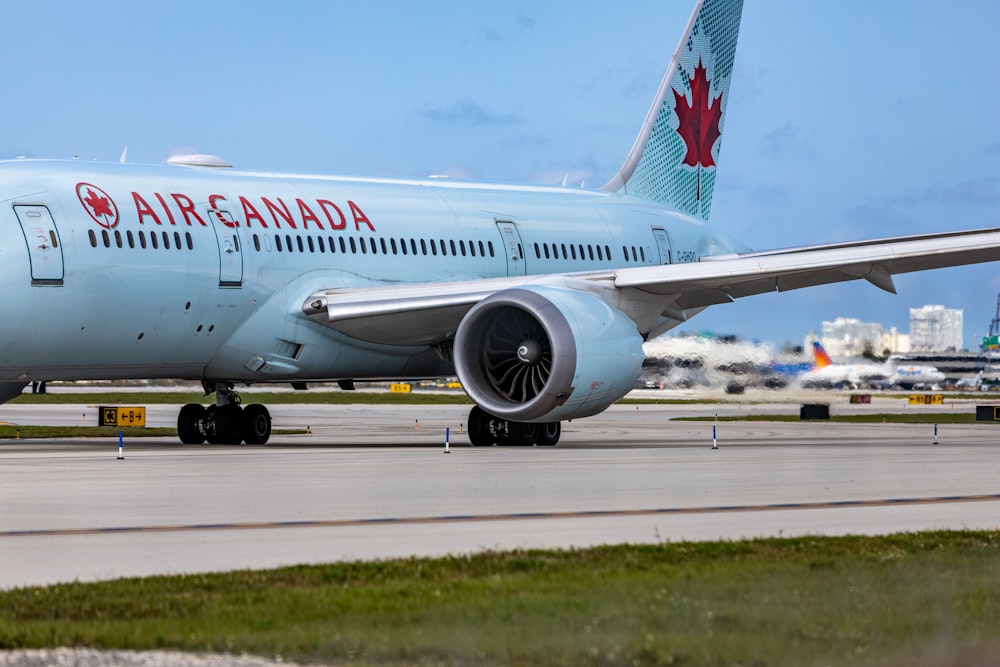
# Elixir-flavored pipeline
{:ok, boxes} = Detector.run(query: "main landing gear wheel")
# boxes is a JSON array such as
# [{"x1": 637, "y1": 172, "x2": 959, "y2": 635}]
[
  {"x1": 176, "y1": 384, "x2": 274, "y2": 446},
  {"x1": 466, "y1": 406, "x2": 560, "y2": 447},
  {"x1": 243, "y1": 404, "x2": 272, "y2": 445}
]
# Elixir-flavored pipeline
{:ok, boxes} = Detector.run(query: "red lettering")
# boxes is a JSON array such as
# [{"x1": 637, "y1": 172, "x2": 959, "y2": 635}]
[
  {"x1": 132, "y1": 192, "x2": 162, "y2": 225},
  {"x1": 296, "y1": 199, "x2": 323, "y2": 230},
  {"x1": 317, "y1": 200, "x2": 346, "y2": 230},
  {"x1": 208, "y1": 194, "x2": 238, "y2": 228},
  {"x1": 170, "y1": 193, "x2": 207, "y2": 226},
  {"x1": 239, "y1": 196, "x2": 267, "y2": 228},
  {"x1": 154, "y1": 193, "x2": 177, "y2": 225},
  {"x1": 349, "y1": 200, "x2": 375, "y2": 231},
  {"x1": 262, "y1": 197, "x2": 296, "y2": 229}
]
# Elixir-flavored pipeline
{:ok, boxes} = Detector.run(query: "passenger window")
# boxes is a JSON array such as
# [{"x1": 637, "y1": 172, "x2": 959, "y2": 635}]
[
  {"x1": 317, "y1": 236, "x2": 325, "y2": 253},
  {"x1": 370, "y1": 238, "x2": 377, "y2": 254},
  {"x1": 114, "y1": 230, "x2": 123, "y2": 248},
  {"x1": 588, "y1": 245, "x2": 594, "y2": 260},
  {"x1": 253, "y1": 234, "x2": 261, "y2": 252},
  {"x1": 391, "y1": 238, "x2": 398, "y2": 254},
  {"x1": 622, "y1": 246, "x2": 629, "y2": 261},
  {"x1": 570, "y1": 244, "x2": 577, "y2": 260},
  {"x1": 543, "y1": 243, "x2": 550, "y2": 259},
  {"x1": 410, "y1": 239, "x2": 417, "y2": 255},
  {"x1": 276, "y1": 235, "x2": 283, "y2": 252},
  {"x1": 400, "y1": 238, "x2": 407, "y2": 255},
  {"x1": 285, "y1": 235, "x2": 293, "y2": 252},
  {"x1": 339, "y1": 238, "x2": 347, "y2": 254},
  {"x1": 161, "y1": 232, "x2": 170, "y2": 250},
  {"x1": 489, "y1": 241, "x2": 495, "y2": 257},
  {"x1": 174, "y1": 231, "x2": 182, "y2": 250},
  {"x1": 534, "y1": 242, "x2": 541, "y2": 259},
  {"x1": 632, "y1": 246, "x2": 638, "y2": 262},
  {"x1": 150, "y1": 232, "x2": 158, "y2": 249},
  {"x1": 297, "y1": 237, "x2": 304, "y2": 253},
  {"x1": 479, "y1": 241, "x2": 485, "y2": 256},
  {"x1": 350, "y1": 237, "x2": 357, "y2": 253},
  {"x1": 359, "y1": 238, "x2": 367, "y2": 254},
  {"x1": 139, "y1": 231, "x2": 147, "y2": 249},
  {"x1": 640, "y1": 247, "x2": 646, "y2": 262},
  {"x1": 186, "y1": 232, "x2": 193, "y2": 250},
  {"x1": 88, "y1": 229, "x2": 97, "y2": 248},
  {"x1": 381, "y1": 238, "x2": 388, "y2": 254},
  {"x1": 430, "y1": 239, "x2": 437, "y2": 255},
  {"x1": 459, "y1": 240, "x2": 466, "y2": 256},
  {"x1": 450, "y1": 240, "x2": 457, "y2": 255},
  {"x1": 469, "y1": 240, "x2": 476, "y2": 257}
]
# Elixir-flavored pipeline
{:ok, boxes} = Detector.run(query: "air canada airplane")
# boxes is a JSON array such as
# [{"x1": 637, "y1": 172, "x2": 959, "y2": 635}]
[{"x1": 2, "y1": 0, "x2": 999, "y2": 447}]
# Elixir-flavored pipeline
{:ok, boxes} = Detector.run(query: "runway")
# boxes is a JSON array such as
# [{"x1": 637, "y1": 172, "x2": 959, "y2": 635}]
[{"x1": 2, "y1": 402, "x2": 1000, "y2": 589}]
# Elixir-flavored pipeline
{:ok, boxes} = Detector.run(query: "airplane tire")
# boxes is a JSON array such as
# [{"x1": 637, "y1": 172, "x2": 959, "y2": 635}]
[
  {"x1": 177, "y1": 403, "x2": 207, "y2": 445},
  {"x1": 508, "y1": 421, "x2": 539, "y2": 446},
  {"x1": 243, "y1": 404, "x2": 272, "y2": 445},
  {"x1": 468, "y1": 406, "x2": 492, "y2": 446},
  {"x1": 211, "y1": 404, "x2": 245, "y2": 445},
  {"x1": 537, "y1": 421, "x2": 561, "y2": 446}
]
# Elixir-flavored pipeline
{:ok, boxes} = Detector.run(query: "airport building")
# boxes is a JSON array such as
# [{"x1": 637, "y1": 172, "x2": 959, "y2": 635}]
[{"x1": 909, "y1": 305, "x2": 963, "y2": 352}]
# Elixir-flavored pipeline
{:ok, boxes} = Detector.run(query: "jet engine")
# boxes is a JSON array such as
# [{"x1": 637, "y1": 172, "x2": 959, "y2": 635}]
[{"x1": 454, "y1": 285, "x2": 644, "y2": 423}]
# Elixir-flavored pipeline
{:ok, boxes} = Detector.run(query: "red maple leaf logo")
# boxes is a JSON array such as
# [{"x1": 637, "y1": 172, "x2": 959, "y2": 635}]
[
  {"x1": 83, "y1": 188, "x2": 114, "y2": 219},
  {"x1": 673, "y1": 58, "x2": 723, "y2": 169}
]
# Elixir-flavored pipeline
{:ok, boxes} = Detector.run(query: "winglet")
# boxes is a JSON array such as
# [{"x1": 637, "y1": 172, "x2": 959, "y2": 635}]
[{"x1": 601, "y1": 0, "x2": 744, "y2": 221}]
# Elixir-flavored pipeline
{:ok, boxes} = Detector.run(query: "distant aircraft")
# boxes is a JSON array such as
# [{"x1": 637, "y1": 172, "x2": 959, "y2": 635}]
[
  {"x1": 2, "y1": 0, "x2": 999, "y2": 445},
  {"x1": 799, "y1": 342, "x2": 944, "y2": 390},
  {"x1": 799, "y1": 342, "x2": 891, "y2": 389}
]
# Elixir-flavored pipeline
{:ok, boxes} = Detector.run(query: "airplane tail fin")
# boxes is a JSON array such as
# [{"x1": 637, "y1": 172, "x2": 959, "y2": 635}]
[
  {"x1": 601, "y1": 0, "x2": 744, "y2": 220},
  {"x1": 812, "y1": 342, "x2": 834, "y2": 368}
]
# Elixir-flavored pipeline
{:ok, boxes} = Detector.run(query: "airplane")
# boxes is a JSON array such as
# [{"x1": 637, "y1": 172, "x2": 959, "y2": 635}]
[
  {"x1": 3, "y1": 0, "x2": 1000, "y2": 447},
  {"x1": 798, "y1": 342, "x2": 892, "y2": 389},
  {"x1": 798, "y1": 342, "x2": 945, "y2": 390}
]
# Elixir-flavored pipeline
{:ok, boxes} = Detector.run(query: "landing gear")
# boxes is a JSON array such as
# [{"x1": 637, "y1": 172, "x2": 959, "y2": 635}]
[
  {"x1": 176, "y1": 384, "x2": 272, "y2": 445},
  {"x1": 467, "y1": 406, "x2": 560, "y2": 447}
]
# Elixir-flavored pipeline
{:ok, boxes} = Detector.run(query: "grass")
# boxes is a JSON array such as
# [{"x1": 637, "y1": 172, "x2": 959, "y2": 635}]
[{"x1": 2, "y1": 531, "x2": 1000, "y2": 665}]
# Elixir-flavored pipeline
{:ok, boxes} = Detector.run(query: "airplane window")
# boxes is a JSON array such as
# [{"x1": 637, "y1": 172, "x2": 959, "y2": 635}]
[
  {"x1": 399, "y1": 238, "x2": 406, "y2": 255},
  {"x1": 174, "y1": 232, "x2": 182, "y2": 250},
  {"x1": 127, "y1": 231, "x2": 135, "y2": 249},
  {"x1": 640, "y1": 247, "x2": 646, "y2": 262},
  {"x1": 381, "y1": 238, "x2": 388, "y2": 254},
  {"x1": 350, "y1": 237, "x2": 357, "y2": 253},
  {"x1": 253, "y1": 234, "x2": 261, "y2": 252},
  {"x1": 543, "y1": 243, "x2": 550, "y2": 259},
  {"x1": 553, "y1": 243, "x2": 559, "y2": 259},
  {"x1": 186, "y1": 232, "x2": 193, "y2": 250},
  {"x1": 162, "y1": 232, "x2": 171, "y2": 250},
  {"x1": 595, "y1": 245, "x2": 602, "y2": 260},
  {"x1": 88, "y1": 229, "x2": 97, "y2": 248},
  {"x1": 361, "y1": 237, "x2": 369, "y2": 254},
  {"x1": 632, "y1": 246, "x2": 638, "y2": 262},
  {"x1": 450, "y1": 240, "x2": 457, "y2": 255},
  {"x1": 561, "y1": 243, "x2": 567, "y2": 259},
  {"x1": 622, "y1": 245, "x2": 629, "y2": 261},
  {"x1": 100, "y1": 229, "x2": 110, "y2": 247},
  {"x1": 139, "y1": 231, "x2": 147, "y2": 249},
  {"x1": 570, "y1": 244, "x2": 577, "y2": 260},
  {"x1": 588, "y1": 245, "x2": 594, "y2": 261},
  {"x1": 327, "y1": 236, "x2": 335, "y2": 253},
  {"x1": 430, "y1": 239, "x2": 437, "y2": 256},
  {"x1": 459, "y1": 240, "x2": 466, "y2": 256},
  {"x1": 150, "y1": 232, "x2": 158, "y2": 249},
  {"x1": 605, "y1": 245, "x2": 611, "y2": 260},
  {"x1": 317, "y1": 236, "x2": 325, "y2": 253},
  {"x1": 578, "y1": 244, "x2": 585, "y2": 259},
  {"x1": 307, "y1": 237, "x2": 315, "y2": 253},
  {"x1": 391, "y1": 238, "x2": 398, "y2": 254},
  {"x1": 417, "y1": 239, "x2": 425, "y2": 255},
  {"x1": 296, "y1": 236, "x2": 304, "y2": 253},
  {"x1": 369, "y1": 238, "x2": 377, "y2": 254},
  {"x1": 479, "y1": 241, "x2": 486, "y2": 256},
  {"x1": 410, "y1": 239, "x2": 417, "y2": 255},
  {"x1": 469, "y1": 240, "x2": 476, "y2": 257},
  {"x1": 489, "y1": 241, "x2": 495, "y2": 257},
  {"x1": 340, "y1": 238, "x2": 347, "y2": 253},
  {"x1": 113, "y1": 230, "x2": 122, "y2": 248},
  {"x1": 275, "y1": 235, "x2": 283, "y2": 252},
  {"x1": 534, "y1": 243, "x2": 541, "y2": 259}
]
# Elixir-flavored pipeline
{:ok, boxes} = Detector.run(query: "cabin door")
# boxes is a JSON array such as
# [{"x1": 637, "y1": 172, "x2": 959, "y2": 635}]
[
  {"x1": 651, "y1": 227, "x2": 672, "y2": 265},
  {"x1": 495, "y1": 220, "x2": 526, "y2": 276},
  {"x1": 206, "y1": 206, "x2": 244, "y2": 287},
  {"x1": 14, "y1": 205, "x2": 64, "y2": 284}
]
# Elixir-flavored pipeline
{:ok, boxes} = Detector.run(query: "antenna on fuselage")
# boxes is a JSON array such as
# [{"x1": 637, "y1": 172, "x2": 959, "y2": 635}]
[{"x1": 119, "y1": 146, "x2": 128, "y2": 165}]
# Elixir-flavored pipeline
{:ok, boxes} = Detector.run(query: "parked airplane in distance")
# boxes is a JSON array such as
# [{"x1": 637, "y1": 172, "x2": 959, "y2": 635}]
[
  {"x1": 2, "y1": 0, "x2": 999, "y2": 445},
  {"x1": 799, "y1": 342, "x2": 944, "y2": 390}
]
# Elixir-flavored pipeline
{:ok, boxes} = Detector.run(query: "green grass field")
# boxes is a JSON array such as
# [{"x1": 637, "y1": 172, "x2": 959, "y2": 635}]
[{"x1": 2, "y1": 532, "x2": 999, "y2": 666}]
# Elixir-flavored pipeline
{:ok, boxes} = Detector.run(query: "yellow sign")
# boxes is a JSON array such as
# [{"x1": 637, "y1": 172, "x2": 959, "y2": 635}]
[
  {"x1": 99, "y1": 406, "x2": 146, "y2": 427},
  {"x1": 447, "y1": 382, "x2": 462, "y2": 389},
  {"x1": 908, "y1": 394, "x2": 943, "y2": 405},
  {"x1": 390, "y1": 383, "x2": 412, "y2": 394}
]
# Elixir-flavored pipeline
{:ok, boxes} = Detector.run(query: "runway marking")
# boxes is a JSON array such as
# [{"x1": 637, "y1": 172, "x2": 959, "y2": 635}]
[{"x1": 4, "y1": 493, "x2": 1000, "y2": 539}]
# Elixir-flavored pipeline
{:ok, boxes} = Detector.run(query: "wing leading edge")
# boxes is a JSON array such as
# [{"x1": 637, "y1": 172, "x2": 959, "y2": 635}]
[{"x1": 304, "y1": 227, "x2": 1000, "y2": 346}]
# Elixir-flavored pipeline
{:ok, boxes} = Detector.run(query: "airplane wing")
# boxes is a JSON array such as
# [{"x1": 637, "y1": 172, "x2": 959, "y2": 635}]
[{"x1": 303, "y1": 227, "x2": 1000, "y2": 345}]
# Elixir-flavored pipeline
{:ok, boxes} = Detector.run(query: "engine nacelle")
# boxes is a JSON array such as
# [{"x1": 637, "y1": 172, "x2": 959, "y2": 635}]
[{"x1": 454, "y1": 285, "x2": 643, "y2": 422}]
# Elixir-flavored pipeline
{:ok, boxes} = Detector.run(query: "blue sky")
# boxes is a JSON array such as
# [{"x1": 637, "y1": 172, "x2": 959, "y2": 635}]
[{"x1": 2, "y1": 1, "x2": 998, "y2": 349}]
